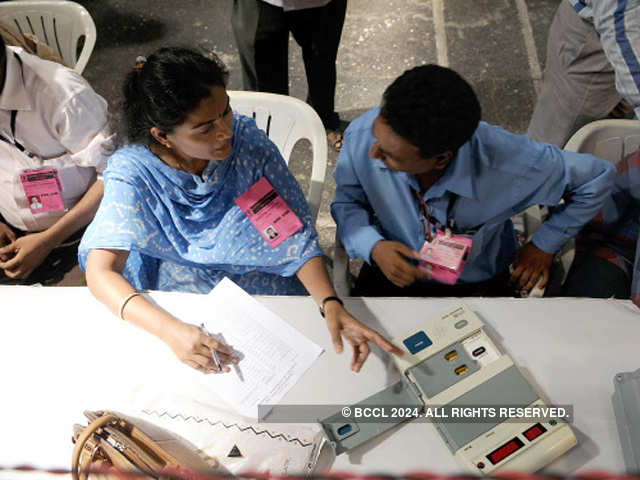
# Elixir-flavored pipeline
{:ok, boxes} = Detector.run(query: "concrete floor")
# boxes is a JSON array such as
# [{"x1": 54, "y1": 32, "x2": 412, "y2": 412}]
[{"x1": 74, "y1": 0, "x2": 558, "y2": 277}]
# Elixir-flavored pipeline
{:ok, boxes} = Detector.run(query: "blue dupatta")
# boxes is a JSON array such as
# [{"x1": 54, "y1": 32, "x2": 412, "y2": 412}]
[{"x1": 78, "y1": 115, "x2": 322, "y2": 295}]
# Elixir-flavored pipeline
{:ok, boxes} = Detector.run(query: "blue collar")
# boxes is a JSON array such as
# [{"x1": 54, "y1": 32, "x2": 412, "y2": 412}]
[
  {"x1": 424, "y1": 149, "x2": 474, "y2": 199},
  {"x1": 374, "y1": 148, "x2": 474, "y2": 199}
]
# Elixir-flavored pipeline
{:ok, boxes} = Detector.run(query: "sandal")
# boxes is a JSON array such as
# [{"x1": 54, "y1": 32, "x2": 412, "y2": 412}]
[{"x1": 327, "y1": 129, "x2": 344, "y2": 152}]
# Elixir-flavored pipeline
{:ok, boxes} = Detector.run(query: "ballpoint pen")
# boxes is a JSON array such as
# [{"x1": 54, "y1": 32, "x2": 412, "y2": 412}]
[{"x1": 200, "y1": 323, "x2": 223, "y2": 371}]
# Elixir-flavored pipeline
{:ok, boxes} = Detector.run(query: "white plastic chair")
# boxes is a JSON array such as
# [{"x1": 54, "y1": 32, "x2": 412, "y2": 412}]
[
  {"x1": 525, "y1": 119, "x2": 640, "y2": 232},
  {"x1": 525, "y1": 119, "x2": 640, "y2": 296},
  {"x1": 564, "y1": 119, "x2": 640, "y2": 160},
  {"x1": 332, "y1": 232, "x2": 351, "y2": 296},
  {"x1": 228, "y1": 90, "x2": 328, "y2": 224},
  {"x1": 0, "y1": 0, "x2": 96, "y2": 74}
]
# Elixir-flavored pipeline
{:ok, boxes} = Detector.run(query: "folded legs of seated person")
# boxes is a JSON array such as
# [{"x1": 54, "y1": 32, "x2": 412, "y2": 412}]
[{"x1": 0, "y1": 220, "x2": 81, "y2": 285}]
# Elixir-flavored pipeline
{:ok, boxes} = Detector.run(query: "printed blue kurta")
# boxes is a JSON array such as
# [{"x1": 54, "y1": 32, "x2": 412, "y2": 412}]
[{"x1": 79, "y1": 114, "x2": 322, "y2": 294}]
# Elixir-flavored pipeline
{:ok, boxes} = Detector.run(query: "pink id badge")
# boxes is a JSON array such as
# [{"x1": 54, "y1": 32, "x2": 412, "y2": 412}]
[
  {"x1": 19, "y1": 168, "x2": 64, "y2": 214},
  {"x1": 418, "y1": 231, "x2": 472, "y2": 285},
  {"x1": 235, "y1": 177, "x2": 303, "y2": 248}
]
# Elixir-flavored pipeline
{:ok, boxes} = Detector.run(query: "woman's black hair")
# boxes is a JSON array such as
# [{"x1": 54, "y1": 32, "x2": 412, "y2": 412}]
[
  {"x1": 380, "y1": 64, "x2": 481, "y2": 158},
  {"x1": 122, "y1": 46, "x2": 229, "y2": 145}
]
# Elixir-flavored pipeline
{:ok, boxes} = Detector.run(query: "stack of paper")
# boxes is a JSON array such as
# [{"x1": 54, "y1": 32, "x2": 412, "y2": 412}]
[{"x1": 201, "y1": 277, "x2": 323, "y2": 419}]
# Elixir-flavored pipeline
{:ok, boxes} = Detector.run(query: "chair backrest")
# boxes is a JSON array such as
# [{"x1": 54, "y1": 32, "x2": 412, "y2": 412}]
[
  {"x1": 228, "y1": 90, "x2": 328, "y2": 224},
  {"x1": 564, "y1": 119, "x2": 640, "y2": 160},
  {"x1": 0, "y1": 0, "x2": 96, "y2": 74},
  {"x1": 527, "y1": 119, "x2": 640, "y2": 236}
]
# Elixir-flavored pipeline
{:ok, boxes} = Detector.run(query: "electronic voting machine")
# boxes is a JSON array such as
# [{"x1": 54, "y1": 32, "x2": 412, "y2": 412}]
[{"x1": 320, "y1": 305, "x2": 576, "y2": 473}]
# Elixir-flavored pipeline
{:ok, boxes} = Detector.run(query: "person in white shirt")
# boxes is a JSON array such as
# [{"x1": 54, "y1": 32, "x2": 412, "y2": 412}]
[{"x1": 0, "y1": 36, "x2": 111, "y2": 284}]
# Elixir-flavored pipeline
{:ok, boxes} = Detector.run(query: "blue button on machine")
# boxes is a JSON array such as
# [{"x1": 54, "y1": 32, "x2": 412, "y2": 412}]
[{"x1": 403, "y1": 330, "x2": 432, "y2": 354}]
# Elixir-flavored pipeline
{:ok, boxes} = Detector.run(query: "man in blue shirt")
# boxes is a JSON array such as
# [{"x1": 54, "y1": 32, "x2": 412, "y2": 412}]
[{"x1": 331, "y1": 65, "x2": 616, "y2": 296}]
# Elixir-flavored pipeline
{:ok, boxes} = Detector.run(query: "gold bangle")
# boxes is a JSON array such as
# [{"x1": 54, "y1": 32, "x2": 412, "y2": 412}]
[{"x1": 118, "y1": 292, "x2": 141, "y2": 320}]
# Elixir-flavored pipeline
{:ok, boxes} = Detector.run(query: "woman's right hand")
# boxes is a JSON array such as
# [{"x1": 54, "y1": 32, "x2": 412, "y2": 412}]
[
  {"x1": 85, "y1": 249, "x2": 238, "y2": 375},
  {"x1": 162, "y1": 319, "x2": 235, "y2": 374}
]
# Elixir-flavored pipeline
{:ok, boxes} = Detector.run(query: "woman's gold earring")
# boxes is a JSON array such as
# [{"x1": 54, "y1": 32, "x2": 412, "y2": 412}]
[{"x1": 166, "y1": 142, "x2": 171, "y2": 149}]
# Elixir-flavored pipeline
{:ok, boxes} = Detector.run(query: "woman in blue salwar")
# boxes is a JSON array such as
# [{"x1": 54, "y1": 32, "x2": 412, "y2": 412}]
[{"x1": 80, "y1": 47, "x2": 401, "y2": 374}]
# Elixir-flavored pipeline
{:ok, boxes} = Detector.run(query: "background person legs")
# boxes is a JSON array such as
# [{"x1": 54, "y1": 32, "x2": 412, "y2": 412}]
[
  {"x1": 231, "y1": 0, "x2": 289, "y2": 94},
  {"x1": 527, "y1": 1, "x2": 620, "y2": 147},
  {"x1": 288, "y1": 0, "x2": 347, "y2": 131},
  {"x1": 231, "y1": 0, "x2": 347, "y2": 148}
]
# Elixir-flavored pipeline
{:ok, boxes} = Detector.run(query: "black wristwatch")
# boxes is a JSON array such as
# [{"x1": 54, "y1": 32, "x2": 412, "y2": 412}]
[{"x1": 319, "y1": 296, "x2": 344, "y2": 318}]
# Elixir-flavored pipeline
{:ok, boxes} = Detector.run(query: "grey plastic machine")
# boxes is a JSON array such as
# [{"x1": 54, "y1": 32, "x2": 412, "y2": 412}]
[
  {"x1": 320, "y1": 304, "x2": 577, "y2": 473},
  {"x1": 613, "y1": 367, "x2": 640, "y2": 472}
]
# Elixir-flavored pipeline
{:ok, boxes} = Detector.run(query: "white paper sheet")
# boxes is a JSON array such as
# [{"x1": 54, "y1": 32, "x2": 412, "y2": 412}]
[{"x1": 201, "y1": 277, "x2": 323, "y2": 418}]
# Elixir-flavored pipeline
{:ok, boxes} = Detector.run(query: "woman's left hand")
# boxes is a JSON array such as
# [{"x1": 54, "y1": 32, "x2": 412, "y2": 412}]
[{"x1": 323, "y1": 301, "x2": 403, "y2": 372}]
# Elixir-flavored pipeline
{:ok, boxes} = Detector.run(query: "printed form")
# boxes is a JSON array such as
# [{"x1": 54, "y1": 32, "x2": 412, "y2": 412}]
[{"x1": 202, "y1": 278, "x2": 323, "y2": 419}]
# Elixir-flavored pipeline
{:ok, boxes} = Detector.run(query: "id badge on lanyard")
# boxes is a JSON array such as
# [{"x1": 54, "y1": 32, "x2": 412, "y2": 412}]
[
  {"x1": 235, "y1": 176, "x2": 303, "y2": 248},
  {"x1": 419, "y1": 230, "x2": 472, "y2": 285},
  {"x1": 19, "y1": 167, "x2": 64, "y2": 214},
  {"x1": 414, "y1": 190, "x2": 472, "y2": 284},
  {"x1": 1, "y1": 101, "x2": 65, "y2": 215}
]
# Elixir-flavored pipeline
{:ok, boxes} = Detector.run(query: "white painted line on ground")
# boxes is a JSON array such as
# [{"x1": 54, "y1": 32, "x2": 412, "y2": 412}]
[
  {"x1": 514, "y1": 0, "x2": 542, "y2": 95},
  {"x1": 432, "y1": 0, "x2": 448, "y2": 67}
]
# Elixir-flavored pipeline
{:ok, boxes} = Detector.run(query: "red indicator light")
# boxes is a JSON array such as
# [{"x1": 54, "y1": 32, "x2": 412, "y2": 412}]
[
  {"x1": 487, "y1": 437, "x2": 525, "y2": 465},
  {"x1": 523, "y1": 423, "x2": 547, "y2": 441},
  {"x1": 477, "y1": 462, "x2": 485, "y2": 469}
]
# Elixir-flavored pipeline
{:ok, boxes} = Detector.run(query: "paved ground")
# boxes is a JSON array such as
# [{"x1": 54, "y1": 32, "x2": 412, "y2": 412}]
[{"x1": 72, "y1": 0, "x2": 558, "y2": 280}]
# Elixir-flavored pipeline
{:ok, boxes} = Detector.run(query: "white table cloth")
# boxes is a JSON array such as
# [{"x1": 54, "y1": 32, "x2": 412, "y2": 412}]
[{"x1": 0, "y1": 286, "x2": 637, "y2": 475}]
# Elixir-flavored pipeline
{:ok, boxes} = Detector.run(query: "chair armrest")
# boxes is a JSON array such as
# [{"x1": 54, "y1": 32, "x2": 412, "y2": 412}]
[{"x1": 332, "y1": 230, "x2": 352, "y2": 296}]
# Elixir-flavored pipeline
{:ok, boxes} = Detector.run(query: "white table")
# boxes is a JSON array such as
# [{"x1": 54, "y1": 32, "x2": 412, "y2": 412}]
[{"x1": 0, "y1": 286, "x2": 637, "y2": 475}]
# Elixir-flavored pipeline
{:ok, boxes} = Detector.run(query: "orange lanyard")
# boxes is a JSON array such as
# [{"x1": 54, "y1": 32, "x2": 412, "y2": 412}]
[{"x1": 414, "y1": 189, "x2": 434, "y2": 242}]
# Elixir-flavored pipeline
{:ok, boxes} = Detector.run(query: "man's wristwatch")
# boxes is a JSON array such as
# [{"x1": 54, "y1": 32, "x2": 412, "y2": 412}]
[{"x1": 319, "y1": 296, "x2": 343, "y2": 318}]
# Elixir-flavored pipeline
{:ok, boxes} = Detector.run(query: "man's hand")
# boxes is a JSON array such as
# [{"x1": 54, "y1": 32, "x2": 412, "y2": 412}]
[
  {"x1": 0, "y1": 232, "x2": 54, "y2": 279},
  {"x1": 0, "y1": 222, "x2": 16, "y2": 262},
  {"x1": 371, "y1": 240, "x2": 430, "y2": 287},
  {"x1": 510, "y1": 242, "x2": 554, "y2": 293},
  {"x1": 323, "y1": 300, "x2": 403, "y2": 372}
]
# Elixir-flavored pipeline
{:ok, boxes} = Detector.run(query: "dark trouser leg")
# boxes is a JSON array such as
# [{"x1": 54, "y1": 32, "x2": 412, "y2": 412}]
[
  {"x1": 231, "y1": 0, "x2": 259, "y2": 90},
  {"x1": 288, "y1": 0, "x2": 347, "y2": 129},
  {"x1": 354, "y1": 262, "x2": 514, "y2": 297},
  {"x1": 231, "y1": 0, "x2": 289, "y2": 94},
  {"x1": 562, "y1": 251, "x2": 630, "y2": 298},
  {"x1": 353, "y1": 262, "x2": 413, "y2": 296}
]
